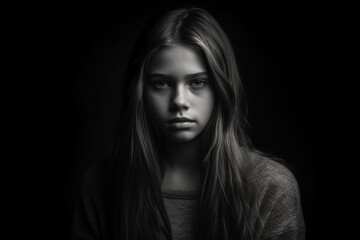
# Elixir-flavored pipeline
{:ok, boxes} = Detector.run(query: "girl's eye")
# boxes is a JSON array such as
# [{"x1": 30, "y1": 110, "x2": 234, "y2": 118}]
[
  {"x1": 153, "y1": 81, "x2": 169, "y2": 89},
  {"x1": 190, "y1": 79, "x2": 207, "y2": 88}
]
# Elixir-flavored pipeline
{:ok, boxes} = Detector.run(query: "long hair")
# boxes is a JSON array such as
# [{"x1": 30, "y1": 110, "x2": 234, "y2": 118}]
[{"x1": 109, "y1": 7, "x2": 262, "y2": 240}]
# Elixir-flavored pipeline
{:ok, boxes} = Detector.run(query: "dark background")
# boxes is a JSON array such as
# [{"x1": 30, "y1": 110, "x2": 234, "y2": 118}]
[{"x1": 2, "y1": 1, "x2": 349, "y2": 239}]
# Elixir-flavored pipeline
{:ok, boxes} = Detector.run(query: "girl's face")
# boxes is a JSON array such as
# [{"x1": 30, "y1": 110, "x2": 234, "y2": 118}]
[{"x1": 144, "y1": 44, "x2": 215, "y2": 143}]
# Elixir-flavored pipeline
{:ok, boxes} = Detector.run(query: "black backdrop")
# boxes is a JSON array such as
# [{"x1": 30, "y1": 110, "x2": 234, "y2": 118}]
[{"x1": 2, "y1": 1, "x2": 349, "y2": 239}]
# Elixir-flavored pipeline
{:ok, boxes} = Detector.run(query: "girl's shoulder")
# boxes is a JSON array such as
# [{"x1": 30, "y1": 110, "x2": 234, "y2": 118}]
[
  {"x1": 249, "y1": 152, "x2": 306, "y2": 239},
  {"x1": 247, "y1": 150, "x2": 299, "y2": 193},
  {"x1": 247, "y1": 151, "x2": 306, "y2": 238}
]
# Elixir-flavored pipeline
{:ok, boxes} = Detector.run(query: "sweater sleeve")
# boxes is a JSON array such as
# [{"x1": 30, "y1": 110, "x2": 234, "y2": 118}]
[
  {"x1": 249, "y1": 155, "x2": 306, "y2": 240},
  {"x1": 262, "y1": 181, "x2": 306, "y2": 240}
]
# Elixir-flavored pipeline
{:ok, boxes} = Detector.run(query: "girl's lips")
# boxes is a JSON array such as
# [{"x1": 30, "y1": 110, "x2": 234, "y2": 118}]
[
  {"x1": 167, "y1": 117, "x2": 194, "y2": 124},
  {"x1": 168, "y1": 121, "x2": 196, "y2": 129}
]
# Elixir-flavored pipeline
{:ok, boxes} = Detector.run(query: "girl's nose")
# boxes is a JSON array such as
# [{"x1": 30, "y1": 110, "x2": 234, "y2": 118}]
[{"x1": 170, "y1": 85, "x2": 190, "y2": 111}]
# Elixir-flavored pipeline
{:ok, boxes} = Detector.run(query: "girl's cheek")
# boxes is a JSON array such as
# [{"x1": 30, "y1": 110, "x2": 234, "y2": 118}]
[
  {"x1": 147, "y1": 94, "x2": 168, "y2": 119},
  {"x1": 154, "y1": 93, "x2": 169, "y2": 107}
]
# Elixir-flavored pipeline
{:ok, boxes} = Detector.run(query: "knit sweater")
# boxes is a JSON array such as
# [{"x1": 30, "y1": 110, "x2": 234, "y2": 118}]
[{"x1": 71, "y1": 152, "x2": 306, "y2": 240}]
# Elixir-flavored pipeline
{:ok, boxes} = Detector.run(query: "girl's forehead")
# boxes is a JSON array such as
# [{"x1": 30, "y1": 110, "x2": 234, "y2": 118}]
[{"x1": 149, "y1": 45, "x2": 207, "y2": 76}]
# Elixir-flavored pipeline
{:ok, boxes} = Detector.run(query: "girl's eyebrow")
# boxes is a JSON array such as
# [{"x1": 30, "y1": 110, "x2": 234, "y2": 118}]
[
  {"x1": 185, "y1": 72, "x2": 208, "y2": 79},
  {"x1": 147, "y1": 73, "x2": 174, "y2": 80},
  {"x1": 147, "y1": 72, "x2": 208, "y2": 80}
]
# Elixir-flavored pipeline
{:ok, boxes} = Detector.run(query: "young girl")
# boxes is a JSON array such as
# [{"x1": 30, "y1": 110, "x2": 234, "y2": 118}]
[{"x1": 71, "y1": 7, "x2": 306, "y2": 240}]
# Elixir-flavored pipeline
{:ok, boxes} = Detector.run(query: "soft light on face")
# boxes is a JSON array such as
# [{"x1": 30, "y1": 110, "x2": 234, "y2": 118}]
[{"x1": 144, "y1": 44, "x2": 215, "y2": 143}]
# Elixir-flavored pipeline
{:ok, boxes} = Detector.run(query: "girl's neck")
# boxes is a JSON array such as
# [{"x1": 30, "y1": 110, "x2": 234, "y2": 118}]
[
  {"x1": 163, "y1": 137, "x2": 202, "y2": 170},
  {"x1": 161, "y1": 136, "x2": 203, "y2": 191}
]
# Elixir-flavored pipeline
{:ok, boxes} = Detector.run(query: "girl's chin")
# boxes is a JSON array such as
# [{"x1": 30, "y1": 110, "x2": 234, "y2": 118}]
[{"x1": 164, "y1": 132, "x2": 201, "y2": 143}]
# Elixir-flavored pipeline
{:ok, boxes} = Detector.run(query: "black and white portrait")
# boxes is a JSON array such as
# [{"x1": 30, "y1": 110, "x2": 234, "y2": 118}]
[{"x1": 3, "y1": 1, "x2": 348, "y2": 240}]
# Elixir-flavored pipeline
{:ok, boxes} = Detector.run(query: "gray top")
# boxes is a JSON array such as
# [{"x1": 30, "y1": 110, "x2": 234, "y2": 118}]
[
  {"x1": 162, "y1": 154, "x2": 306, "y2": 240},
  {"x1": 71, "y1": 152, "x2": 306, "y2": 240},
  {"x1": 162, "y1": 188, "x2": 201, "y2": 240}
]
